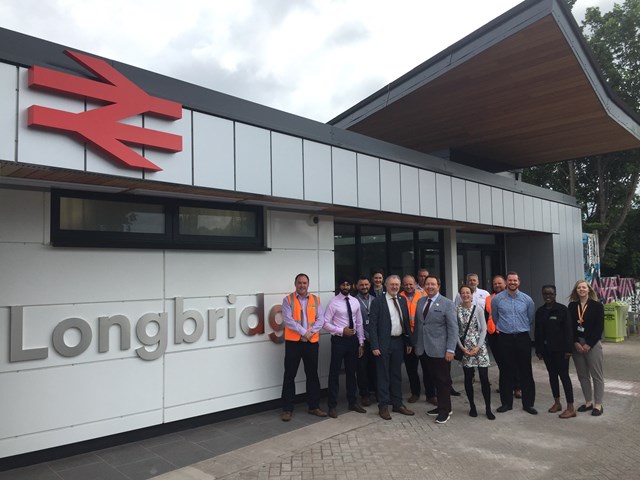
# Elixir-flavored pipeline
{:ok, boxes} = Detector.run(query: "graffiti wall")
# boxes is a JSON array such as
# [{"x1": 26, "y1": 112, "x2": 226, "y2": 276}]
[{"x1": 583, "y1": 233, "x2": 600, "y2": 283}]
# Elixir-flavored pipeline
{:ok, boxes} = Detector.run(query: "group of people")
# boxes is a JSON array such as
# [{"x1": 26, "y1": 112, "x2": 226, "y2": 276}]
[{"x1": 279, "y1": 270, "x2": 605, "y2": 426}]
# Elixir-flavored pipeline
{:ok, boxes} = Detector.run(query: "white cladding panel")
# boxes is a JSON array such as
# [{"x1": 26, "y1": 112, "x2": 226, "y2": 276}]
[
  {"x1": 380, "y1": 159, "x2": 401, "y2": 213},
  {"x1": 451, "y1": 177, "x2": 466, "y2": 222},
  {"x1": 523, "y1": 195, "x2": 535, "y2": 230},
  {"x1": 303, "y1": 141, "x2": 332, "y2": 203},
  {"x1": 541, "y1": 200, "x2": 552, "y2": 232},
  {"x1": 0, "y1": 63, "x2": 16, "y2": 162},
  {"x1": 332, "y1": 147, "x2": 358, "y2": 207},
  {"x1": 491, "y1": 187, "x2": 504, "y2": 226},
  {"x1": 17, "y1": 67, "x2": 85, "y2": 170},
  {"x1": 419, "y1": 170, "x2": 437, "y2": 217},
  {"x1": 272, "y1": 132, "x2": 303, "y2": 200},
  {"x1": 465, "y1": 181, "x2": 480, "y2": 224},
  {"x1": 503, "y1": 191, "x2": 515, "y2": 228},
  {"x1": 86, "y1": 113, "x2": 143, "y2": 178},
  {"x1": 513, "y1": 193, "x2": 525, "y2": 229},
  {"x1": 400, "y1": 165, "x2": 420, "y2": 216},
  {"x1": 193, "y1": 113, "x2": 235, "y2": 190},
  {"x1": 357, "y1": 154, "x2": 380, "y2": 210},
  {"x1": 479, "y1": 184, "x2": 492, "y2": 225},
  {"x1": 235, "y1": 123, "x2": 271, "y2": 195},
  {"x1": 532, "y1": 197, "x2": 543, "y2": 231},
  {"x1": 550, "y1": 201, "x2": 560, "y2": 233},
  {"x1": 144, "y1": 109, "x2": 193, "y2": 185},
  {"x1": 0, "y1": 188, "x2": 44, "y2": 243},
  {"x1": 435, "y1": 174, "x2": 453, "y2": 220}
]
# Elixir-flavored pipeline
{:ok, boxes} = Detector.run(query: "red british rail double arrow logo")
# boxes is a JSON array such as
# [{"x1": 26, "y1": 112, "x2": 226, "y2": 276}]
[{"x1": 27, "y1": 50, "x2": 182, "y2": 172}]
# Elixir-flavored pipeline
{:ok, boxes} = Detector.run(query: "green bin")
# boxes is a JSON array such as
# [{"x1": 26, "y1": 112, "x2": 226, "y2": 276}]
[{"x1": 604, "y1": 302, "x2": 627, "y2": 342}]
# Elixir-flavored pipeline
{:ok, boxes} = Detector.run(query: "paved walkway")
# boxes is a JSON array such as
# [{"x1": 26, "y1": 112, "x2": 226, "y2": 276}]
[{"x1": 2, "y1": 336, "x2": 640, "y2": 480}]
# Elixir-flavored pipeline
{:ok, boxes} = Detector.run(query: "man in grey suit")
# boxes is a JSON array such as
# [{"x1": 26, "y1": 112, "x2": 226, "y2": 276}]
[
  {"x1": 368, "y1": 275, "x2": 415, "y2": 420},
  {"x1": 414, "y1": 275, "x2": 459, "y2": 424}
]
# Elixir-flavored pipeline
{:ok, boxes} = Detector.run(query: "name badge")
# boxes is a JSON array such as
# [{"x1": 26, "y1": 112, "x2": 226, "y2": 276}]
[{"x1": 577, "y1": 325, "x2": 585, "y2": 333}]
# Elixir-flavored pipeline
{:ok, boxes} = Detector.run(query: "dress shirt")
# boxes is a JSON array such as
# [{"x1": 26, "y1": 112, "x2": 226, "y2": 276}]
[
  {"x1": 385, "y1": 293, "x2": 404, "y2": 336},
  {"x1": 454, "y1": 288, "x2": 490, "y2": 308},
  {"x1": 323, "y1": 293, "x2": 365, "y2": 344},
  {"x1": 281, "y1": 292, "x2": 326, "y2": 337},
  {"x1": 491, "y1": 290, "x2": 535, "y2": 334},
  {"x1": 356, "y1": 293, "x2": 373, "y2": 340}
]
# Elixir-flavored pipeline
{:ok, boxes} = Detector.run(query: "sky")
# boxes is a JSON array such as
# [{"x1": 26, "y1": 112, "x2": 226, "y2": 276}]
[{"x1": 0, "y1": 0, "x2": 617, "y2": 123}]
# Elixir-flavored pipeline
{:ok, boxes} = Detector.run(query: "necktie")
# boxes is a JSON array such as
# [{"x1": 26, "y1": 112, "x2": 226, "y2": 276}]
[
  {"x1": 345, "y1": 296, "x2": 354, "y2": 329},
  {"x1": 392, "y1": 296, "x2": 403, "y2": 319},
  {"x1": 424, "y1": 298, "x2": 432, "y2": 318}
]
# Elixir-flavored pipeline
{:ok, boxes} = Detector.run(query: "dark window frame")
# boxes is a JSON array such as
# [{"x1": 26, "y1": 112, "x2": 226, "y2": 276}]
[{"x1": 51, "y1": 189, "x2": 267, "y2": 251}]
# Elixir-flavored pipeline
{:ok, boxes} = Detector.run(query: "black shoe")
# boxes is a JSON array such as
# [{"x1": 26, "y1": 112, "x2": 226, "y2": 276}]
[
  {"x1": 450, "y1": 388, "x2": 461, "y2": 397},
  {"x1": 427, "y1": 407, "x2": 439, "y2": 416},
  {"x1": 469, "y1": 405, "x2": 477, "y2": 417},
  {"x1": 577, "y1": 404, "x2": 593, "y2": 412},
  {"x1": 496, "y1": 405, "x2": 512, "y2": 413},
  {"x1": 523, "y1": 406, "x2": 538, "y2": 415},
  {"x1": 486, "y1": 409, "x2": 496, "y2": 420},
  {"x1": 349, "y1": 403, "x2": 367, "y2": 414},
  {"x1": 591, "y1": 406, "x2": 603, "y2": 416},
  {"x1": 435, "y1": 412, "x2": 451, "y2": 424}
]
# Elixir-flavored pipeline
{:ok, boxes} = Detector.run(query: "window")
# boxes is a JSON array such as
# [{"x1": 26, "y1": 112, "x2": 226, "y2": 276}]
[{"x1": 51, "y1": 190, "x2": 266, "y2": 250}]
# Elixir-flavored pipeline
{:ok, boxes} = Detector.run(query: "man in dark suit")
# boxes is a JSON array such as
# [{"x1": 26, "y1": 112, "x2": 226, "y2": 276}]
[
  {"x1": 368, "y1": 275, "x2": 415, "y2": 420},
  {"x1": 414, "y1": 275, "x2": 458, "y2": 424}
]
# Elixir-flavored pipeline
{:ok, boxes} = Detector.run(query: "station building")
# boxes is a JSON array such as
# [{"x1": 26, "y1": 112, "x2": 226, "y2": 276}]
[{"x1": 2, "y1": 0, "x2": 640, "y2": 460}]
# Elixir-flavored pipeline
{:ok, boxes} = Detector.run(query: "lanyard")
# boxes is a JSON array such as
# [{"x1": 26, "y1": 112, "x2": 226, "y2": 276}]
[{"x1": 577, "y1": 302, "x2": 588, "y2": 325}]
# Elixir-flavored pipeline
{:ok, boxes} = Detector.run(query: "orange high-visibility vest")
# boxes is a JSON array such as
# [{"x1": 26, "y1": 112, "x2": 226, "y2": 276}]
[
  {"x1": 284, "y1": 292, "x2": 320, "y2": 342},
  {"x1": 400, "y1": 290, "x2": 423, "y2": 333},
  {"x1": 485, "y1": 293, "x2": 497, "y2": 334}
]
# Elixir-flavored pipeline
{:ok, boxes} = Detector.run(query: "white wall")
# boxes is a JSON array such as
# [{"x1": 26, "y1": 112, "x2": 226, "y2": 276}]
[{"x1": 0, "y1": 187, "x2": 334, "y2": 458}]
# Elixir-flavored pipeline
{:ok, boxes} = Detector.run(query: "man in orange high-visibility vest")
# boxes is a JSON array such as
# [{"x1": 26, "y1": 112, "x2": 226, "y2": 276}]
[{"x1": 280, "y1": 273, "x2": 328, "y2": 422}]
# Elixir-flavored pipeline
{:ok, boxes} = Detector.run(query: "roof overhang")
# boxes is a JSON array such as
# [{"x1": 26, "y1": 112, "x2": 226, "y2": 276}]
[{"x1": 329, "y1": 0, "x2": 640, "y2": 172}]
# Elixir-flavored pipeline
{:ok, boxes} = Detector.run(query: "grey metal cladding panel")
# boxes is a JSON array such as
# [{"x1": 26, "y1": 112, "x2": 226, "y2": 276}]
[
  {"x1": 304, "y1": 140, "x2": 332, "y2": 203},
  {"x1": 0, "y1": 63, "x2": 16, "y2": 162},
  {"x1": 435, "y1": 173, "x2": 453, "y2": 220},
  {"x1": 491, "y1": 187, "x2": 504, "y2": 226},
  {"x1": 400, "y1": 165, "x2": 420, "y2": 216},
  {"x1": 503, "y1": 191, "x2": 515, "y2": 228},
  {"x1": 541, "y1": 199, "x2": 552, "y2": 232},
  {"x1": 479, "y1": 184, "x2": 492, "y2": 225},
  {"x1": 332, "y1": 147, "x2": 357, "y2": 207},
  {"x1": 523, "y1": 195, "x2": 534, "y2": 230},
  {"x1": 17, "y1": 67, "x2": 84, "y2": 170},
  {"x1": 193, "y1": 113, "x2": 234, "y2": 191},
  {"x1": 513, "y1": 193, "x2": 525, "y2": 229},
  {"x1": 550, "y1": 201, "x2": 560, "y2": 233},
  {"x1": 465, "y1": 181, "x2": 480, "y2": 224},
  {"x1": 532, "y1": 197, "x2": 543, "y2": 231},
  {"x1": 451, "y1": 177, "x2": 467, "y2": 222},
  {"x1": 419, "y1": 170, "x2": 437, "y2": 218},
  {"x1": 272, "y1": 132, "x2": 303, "y2": 200},
  {"x1": 145, "y1": 109, "x2": 193, "y2": 185},
  {"x1": 235, "y1": 123, "x2": 271, "y2": 195},
  {"x1": 380, "y1": 159, "x2": 401, "y2": 213},
  {"x1": 357, "y1": 153, "x2": 380, "y2": 210}
]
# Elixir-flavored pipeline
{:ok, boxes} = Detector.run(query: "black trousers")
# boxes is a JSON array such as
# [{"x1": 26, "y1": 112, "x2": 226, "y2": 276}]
[
  {"x1": 404, "y1": 350, "x2": 436, "y2": 397},
  {"x1": 357, "y1": 340, "x2": 377, "y2": 398},
  {"x1": 281, "y1": 340, "x2": 321, "y2": 412},
  {"x1": 542, "y1": 347, "x2": 574, "y2": 403},
  {"x1": 328, "y1": 335, "x2": 359, "y2": 408},
  {"x1": 497, "y1": 332, "x2": 535, "y2": 409},
  {"x1": 376, "y1": 337, "x2": 404, "y2": 409},
  {"x1": 424, "y1": 354, "x2": 452, "y2": 414}
]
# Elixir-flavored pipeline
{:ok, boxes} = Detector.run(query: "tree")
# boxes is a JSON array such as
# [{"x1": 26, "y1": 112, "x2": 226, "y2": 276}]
[{"x1": 523, "y1": 0, "x2": 640, "y2": 275}]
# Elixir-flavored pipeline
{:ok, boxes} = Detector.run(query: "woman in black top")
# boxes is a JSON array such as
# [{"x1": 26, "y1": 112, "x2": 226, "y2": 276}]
[
  {"x1": 567, "y1": 280, "x2": 605, "y2": 416},
  {"x1": 535, "y1": 285, "x2": 575, "y2": 418}
]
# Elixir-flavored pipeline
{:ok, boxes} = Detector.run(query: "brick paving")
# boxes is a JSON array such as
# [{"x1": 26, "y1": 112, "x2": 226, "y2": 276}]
[{"x1": 154, "y1": 336, "x2": 640, "y2": 480}]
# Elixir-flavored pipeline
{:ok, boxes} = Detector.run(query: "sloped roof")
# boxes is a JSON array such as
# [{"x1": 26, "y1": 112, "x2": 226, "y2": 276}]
[{"x1": 329, "y1": 0, "x2": 640, "y2": 172}]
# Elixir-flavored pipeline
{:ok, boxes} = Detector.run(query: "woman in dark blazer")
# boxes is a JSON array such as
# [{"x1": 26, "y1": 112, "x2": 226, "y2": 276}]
[
  {"x1": 567, "y1": 280, "x2": 605, "y2": 416},
  {"x1": 535, "y1": 285, "x2": 575, "y2": 418}
]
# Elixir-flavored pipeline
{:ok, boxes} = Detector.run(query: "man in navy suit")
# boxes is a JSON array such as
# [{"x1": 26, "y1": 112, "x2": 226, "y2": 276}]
[
  {"x1": 414, "y1": 275, "x2": 458, "y2": 424},
  {"x1": 368, "y1": 275, "x2": 415, "y2": 420}
]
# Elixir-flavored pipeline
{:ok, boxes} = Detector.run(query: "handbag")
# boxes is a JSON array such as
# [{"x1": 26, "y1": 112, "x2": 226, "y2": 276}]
[{"x1": 454, "y1": 306, "x2": 476, "y2": 361}]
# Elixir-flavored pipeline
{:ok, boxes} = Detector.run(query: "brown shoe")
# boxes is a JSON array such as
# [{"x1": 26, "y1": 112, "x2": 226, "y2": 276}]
[
  {"x1": 514, "y1": 389, "x2": 522, "y2": 399},
  {"x1": 426, "y1": 396, "x2": 438, "y2": 406},
  {"x1": 379, "y1": 407, "x2": 392, "y2": 420},
  {"x1": 281, "y1": 411, "x2": 292, "y2": 422},
  {"x1": 349, "y1": 403, "x2": 367, "y2": 414},
  {"x1": 548, "y1": 402, "x2": 562, "y2": 413},
  {"x1": 392, "y1": 405, "x2": 415, "y2": 416},
  {"x1": 361, "y1": 396, "x2": 372, "y2": 407},
  {"x1": 328, "y1": 408, "x2": 338, "y2": 418},
  {"x1": 408, "y1": 394, "x2": 419, "y2": 403},
  {"x1": 559, "y1": 408, "x2": 576, "y2": 419},
  {"x1": 307, "y1": 408, "x2": 328, "y2": 417}
]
